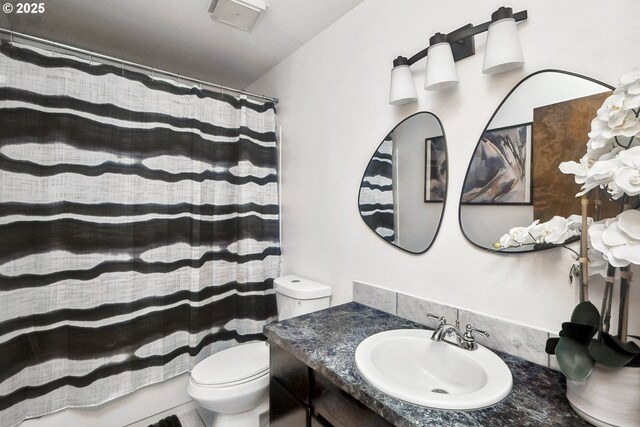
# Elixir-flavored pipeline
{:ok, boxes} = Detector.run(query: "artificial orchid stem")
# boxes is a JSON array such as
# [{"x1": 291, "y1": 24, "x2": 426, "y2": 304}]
[
  {"x1": 593, "y1": 187, "x2": 602, "y2": 222},
  {"x1": 629, "y1": 110, "x2": 637, "y2": 143},
  {"x1": 613, "y1": 197, "x2": 633, "y2": 341},
  {"x1": 599, "y1": 264, "x2": 616, "y2": 339},
  {"x1": 579, "y1": 194, "x2": 589, "y2": 302},
  {"x1": 618, "y1": 267, "x2": 631, "y2": 342}
]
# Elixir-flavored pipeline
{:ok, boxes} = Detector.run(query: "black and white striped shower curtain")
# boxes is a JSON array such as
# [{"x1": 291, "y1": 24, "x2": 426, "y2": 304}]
[
  {"x1": 0, "y1": 43, "x2": 280, "y2": 426},
  {"x1": 359, "y1": 137, "x2": 395, "y2": 242}
]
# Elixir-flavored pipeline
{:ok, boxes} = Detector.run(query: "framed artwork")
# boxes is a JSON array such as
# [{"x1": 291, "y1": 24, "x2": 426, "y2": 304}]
[
  {"x1": 461, "y1": 123, "x2": 532, "y2": 204},
  {"x1": 424, "y1": 136, "x2": 447, "y2": 202},
  {"x1": 532, "y1": 92, "x2": 619, "y2": 222}
]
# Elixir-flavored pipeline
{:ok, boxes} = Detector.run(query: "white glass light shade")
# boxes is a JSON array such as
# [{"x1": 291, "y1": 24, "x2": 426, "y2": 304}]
[
  {"x1": 389, "y1": 64, "x2": 417, "y2": 105},
  {"x1": 424, "y1": 43, "x2": 459, "y2": 91},
  {"x1": 482, "y1": 18, "x2": 524, "y2": 74}
]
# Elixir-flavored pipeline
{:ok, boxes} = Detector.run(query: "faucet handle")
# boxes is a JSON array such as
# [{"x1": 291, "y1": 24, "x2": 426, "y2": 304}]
[
  {"x1": 427, "y1": 313, "x2": 447, "y2": 325},
  {"x1": 464, "y1": 324, "x2": 489, "y2": 339}
]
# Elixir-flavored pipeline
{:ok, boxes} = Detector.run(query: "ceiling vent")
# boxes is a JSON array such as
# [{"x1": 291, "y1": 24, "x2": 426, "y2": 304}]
[{"x1": 209, "y1": 0, "x2": 268, "y2": 31}]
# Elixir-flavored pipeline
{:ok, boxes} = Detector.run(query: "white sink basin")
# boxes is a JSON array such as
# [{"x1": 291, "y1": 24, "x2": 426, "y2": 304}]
[{"x1": 354, "y1": 329, "x2": 512, "y2": 410}]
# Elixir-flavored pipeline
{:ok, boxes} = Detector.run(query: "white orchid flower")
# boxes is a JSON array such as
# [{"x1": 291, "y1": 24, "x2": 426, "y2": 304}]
[
  {"x1": 598, "y1": 145, "x2": 625, "y2": 160},
  {"x1": 588, "y1": 210, "x2": 640, "y2": 267},
  {"x1": 588, "y1": 221, "x2": 608, "y2": 259},
  {"x1": 612, "y1": 147, "x2": 640, "y2": 195},
  {"x1": 560, "y1": 146, "x2": 622, "y2": 191},
  {"x1": 499, "y1": 222, "x2": 538, "y2": 248},
  {"x1": 624, "y1": 91, "x2": 640, "y2": 110},
  {"x1": 612, "y1": 166, "x2": 640, "y2": 195},
  {"x1": 586, "y1": 156, "x2": 619, "y2": 180},
  {"x1": 530, "y1": 215, "x2": 582, "y2": 245},
  {"x1": 619, "y1": 67, "x2": 640, "y2": 91},
  {"x1": 559, "y1": 159, "x2": 589, "y2": 184},
  {"x1": 618, "y1": 146, "x2": 640, "y2": 168},
  {"x1": 576, "y1": 157, "x2": 621, "y2": 196},
  {"x1": 611, "y1": 70, "x2": 640, "y2": 112},
  {"x1": 606, "y1": 178, "x2": 624, "y2": 200},
  {"x1": 601, "y1": 111, "x2": 640, "y2": 139},
  {"x1": 585, "y1": 68, "x2": 640, "y2": 159},
  {"x1": 588, "y1": 116, "x2": 609, "y2": 137},
  {"x1": 497, "y1": 215, "x2": 585, "y2": 249},
  {"x1": 588, "y1": 116, "x2": 610, "y2": 142},
  {"x1": 587, "y1": 248, "x2": 609, "y2": 278},
  {"x1": 617, "y1": 67, "x2": 640, "y2": 101},
  {"x1": 586, "y1": 134, "x2": 612, "y2": 152},
  {"x1": 597, "y1": 92, "x2": 628, "y2": 128}
]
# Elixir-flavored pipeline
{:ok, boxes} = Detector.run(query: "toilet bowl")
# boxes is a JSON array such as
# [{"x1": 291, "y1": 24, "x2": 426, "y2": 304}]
[
  {"x1": 187, "y1": 341, "x2": 269, "y2": 427},
  {"x1": 187, "y1": 275, "x2": 331, "y2": 427}
]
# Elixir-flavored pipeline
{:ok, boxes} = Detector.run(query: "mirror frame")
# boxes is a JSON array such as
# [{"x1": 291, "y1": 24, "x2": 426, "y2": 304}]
[
  {"x1": 458, "y1": 69, "x2": 614, "y2": 253},
  {"x1": 358, "y1": 111, "x2": 448, "y2": 255}
]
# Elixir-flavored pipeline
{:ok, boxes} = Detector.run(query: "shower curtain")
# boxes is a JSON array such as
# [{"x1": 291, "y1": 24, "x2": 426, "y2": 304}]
[
  {"x1": 359, "y1": 137, "x2": 395, "y2": 242},
  {"x1": 0, "y1": 43, "x2": 280, "y2": 426}
]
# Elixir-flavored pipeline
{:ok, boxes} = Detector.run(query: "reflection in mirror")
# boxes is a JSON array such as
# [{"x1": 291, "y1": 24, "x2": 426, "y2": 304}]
[
  {"x1": 359, "y1": 112, "x2": 447, "y2": 254},
  {"x1": 459, "y1": 70, "x2": 615, "y2": 252}
]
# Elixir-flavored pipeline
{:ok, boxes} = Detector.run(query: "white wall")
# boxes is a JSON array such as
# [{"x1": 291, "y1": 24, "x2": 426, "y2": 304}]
[{"x1": 248, "y1": 0, "x2": 640, "y2": 334}]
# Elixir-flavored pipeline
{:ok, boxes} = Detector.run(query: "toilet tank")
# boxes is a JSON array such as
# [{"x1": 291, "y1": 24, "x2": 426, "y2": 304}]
[{"x1": 274, "y1": 275, "x2": 331, "y2": 321}]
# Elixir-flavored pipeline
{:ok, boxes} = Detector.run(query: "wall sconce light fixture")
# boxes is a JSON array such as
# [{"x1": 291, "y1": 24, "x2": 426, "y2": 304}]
[{"x1": 389, "y1": 7, "x2": 528, "y2": 105}]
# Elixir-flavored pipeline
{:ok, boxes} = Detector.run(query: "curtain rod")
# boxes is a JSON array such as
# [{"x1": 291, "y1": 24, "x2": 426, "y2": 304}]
[{"x1": 0, "y1": 28, "x2": 279, "y2": 104}]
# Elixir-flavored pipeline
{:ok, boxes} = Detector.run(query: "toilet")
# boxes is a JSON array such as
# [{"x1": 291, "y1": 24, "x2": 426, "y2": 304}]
[{"x1": 187, "y1": 275, "x2": 331, "y2": 427}]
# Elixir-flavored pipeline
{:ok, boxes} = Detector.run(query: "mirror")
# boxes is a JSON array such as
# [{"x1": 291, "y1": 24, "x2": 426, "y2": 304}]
[
  {"x1": 459, "y1": 70, "x2": 615, "y2": 252},
  {"x1": 359, "y1": 112, "x2": 447, "y2": 254}
]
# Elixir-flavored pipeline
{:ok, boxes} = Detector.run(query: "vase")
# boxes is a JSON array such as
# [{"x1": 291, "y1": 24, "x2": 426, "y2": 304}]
[{"x1": 566, "y1": 364, "x2": 640, "y2": 427}]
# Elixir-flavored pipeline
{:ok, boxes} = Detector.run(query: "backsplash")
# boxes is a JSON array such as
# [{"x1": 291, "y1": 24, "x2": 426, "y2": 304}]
[{"x1": 353, "y1": 281, "x2": 554, "y2": 369}]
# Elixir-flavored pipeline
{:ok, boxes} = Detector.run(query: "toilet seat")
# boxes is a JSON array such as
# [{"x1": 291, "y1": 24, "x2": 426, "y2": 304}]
[
  {"x1": 191, "y1": 341, "x2": 269, "y2": 387},
  {"x1": 191, "y1": 368, "x2": 268, "y2": 388}
]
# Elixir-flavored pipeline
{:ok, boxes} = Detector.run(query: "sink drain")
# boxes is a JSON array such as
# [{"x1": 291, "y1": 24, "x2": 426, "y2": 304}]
[{"x1": 431, "y1": 388, "x2": 449, "y2": 394}]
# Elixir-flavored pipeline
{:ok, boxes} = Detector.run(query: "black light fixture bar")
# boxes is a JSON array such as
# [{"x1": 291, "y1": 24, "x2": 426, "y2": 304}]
[{"x1": 403, "y1": 8, "x2": 528, "y2": 66}]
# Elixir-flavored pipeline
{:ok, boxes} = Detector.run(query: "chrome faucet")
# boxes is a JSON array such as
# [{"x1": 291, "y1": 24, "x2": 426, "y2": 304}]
[{"x1": 427, "y1": 313, "x2": 490, "y2": 351}]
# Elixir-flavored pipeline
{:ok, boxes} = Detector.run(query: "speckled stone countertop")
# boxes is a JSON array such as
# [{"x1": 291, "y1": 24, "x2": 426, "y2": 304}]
[{"x1": 264, "y1": 302, "x2": 590, "y2": 427}]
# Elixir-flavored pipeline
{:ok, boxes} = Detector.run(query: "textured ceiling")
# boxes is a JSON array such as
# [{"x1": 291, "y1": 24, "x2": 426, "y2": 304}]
[{"x1": 0, "y1": 0, "x2": 364, "y2": 90}]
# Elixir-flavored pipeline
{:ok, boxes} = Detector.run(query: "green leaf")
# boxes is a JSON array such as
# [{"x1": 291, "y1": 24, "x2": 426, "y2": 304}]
[
  {"x1": 570, "y1": 301, "x2": 600, "y2": 328},
  {"x1": 589, "y1": 333, "x2": 638, "y2": 367},
  {"x1": 556, "y1": 337, "x2": 594, "y2": 381},
  {"x1": 607, "y1": 335, "x2": 640, "y2": 354},
  {"x1": 561, "y1": 321, "x2": 598, "y2": 344},
  {"x1": 545, "y1": 337, "x2": 560, "y2": 355}
]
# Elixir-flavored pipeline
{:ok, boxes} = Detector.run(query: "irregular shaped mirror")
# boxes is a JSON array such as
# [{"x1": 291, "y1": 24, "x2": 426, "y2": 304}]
[
  {"x1": 459, "y1": 70, "x2": 615, "y2": 252},
  {"x1": 359, "y1": 112, "x2": 447, "y2": 253}
]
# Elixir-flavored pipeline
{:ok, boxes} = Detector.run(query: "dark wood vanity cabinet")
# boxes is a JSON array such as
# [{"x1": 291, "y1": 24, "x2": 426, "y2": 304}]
[
  {"x1": 269, "y1": 343, "x2": 311, "y2": 427},
  {"x1": 269, "y1": 343, "x2": 394, "y2": 427}
]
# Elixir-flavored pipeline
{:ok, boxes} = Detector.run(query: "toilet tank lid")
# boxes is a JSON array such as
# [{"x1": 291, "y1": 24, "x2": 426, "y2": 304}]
[
  {"x1": 191, "y1": 341, "x2": 269, "y2": 385},
  {"x1": 274, "y1": 275, "x2": 331, "y2": 299}
]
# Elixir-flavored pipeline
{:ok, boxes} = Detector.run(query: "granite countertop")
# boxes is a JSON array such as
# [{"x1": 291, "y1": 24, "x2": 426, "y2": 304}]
[{"x1": 264, "y1": 302, "x2": 590, "y2": 427}]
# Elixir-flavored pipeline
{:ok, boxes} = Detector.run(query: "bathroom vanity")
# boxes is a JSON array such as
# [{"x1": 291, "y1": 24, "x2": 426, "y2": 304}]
[
  {"x1": 269, "y1": 342, "x2": 393, "y2": 426},
  {"x1": 265, "y1": 302, "x2": 590, "y2": 427}
]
